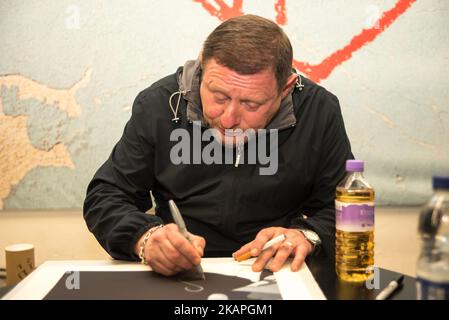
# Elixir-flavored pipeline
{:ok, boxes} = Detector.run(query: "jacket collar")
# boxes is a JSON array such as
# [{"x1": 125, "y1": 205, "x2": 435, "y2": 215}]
[{"x1": 177, "y1": 59, "x2": 297, "y2": 130}]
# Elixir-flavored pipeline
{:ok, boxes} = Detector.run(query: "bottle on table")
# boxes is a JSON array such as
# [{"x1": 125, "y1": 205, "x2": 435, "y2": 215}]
[
  {"x1": 336, "y1": 160, "x2": 375, "y2": 282},
  {"x1": 417, "y1": 176, "x2": 449, "y2": 300}
]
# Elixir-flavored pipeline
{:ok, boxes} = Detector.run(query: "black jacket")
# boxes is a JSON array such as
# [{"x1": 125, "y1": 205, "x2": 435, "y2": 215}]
[{"x1": 83, "y1": 60, "x2": 353, "y2": 261}]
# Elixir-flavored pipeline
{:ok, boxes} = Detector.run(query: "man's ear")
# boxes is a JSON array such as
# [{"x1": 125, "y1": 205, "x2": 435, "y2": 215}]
[{"x1": 281, "y1": 73, "x2": 299, "y2": 99}]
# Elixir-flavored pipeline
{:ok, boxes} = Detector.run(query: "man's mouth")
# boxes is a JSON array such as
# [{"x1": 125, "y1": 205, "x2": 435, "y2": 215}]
[{"x1": 216, "y1": 127, "x2": 242, "y2": 137}]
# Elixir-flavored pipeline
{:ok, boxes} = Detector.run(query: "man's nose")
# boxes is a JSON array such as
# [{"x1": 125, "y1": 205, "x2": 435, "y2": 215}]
[{"x1": 220, "y1": 101, "x2": 241, "y2": 129}]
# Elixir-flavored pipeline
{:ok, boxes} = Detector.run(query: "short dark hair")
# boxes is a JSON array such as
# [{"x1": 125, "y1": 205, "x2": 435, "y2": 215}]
[{"x1": 202, "y1": 14, "x2": 293, "y2": 93}]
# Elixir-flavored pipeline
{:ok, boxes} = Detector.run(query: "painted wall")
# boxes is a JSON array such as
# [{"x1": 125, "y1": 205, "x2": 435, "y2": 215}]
[{"x1": 1, "y1": 0, "x2": 448, "y2": 209}]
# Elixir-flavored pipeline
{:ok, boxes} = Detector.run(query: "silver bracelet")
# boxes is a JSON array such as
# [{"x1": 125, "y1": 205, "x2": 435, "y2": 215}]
[{"x1": 139, "y1": 224, "x2": 164, "y2": 265}]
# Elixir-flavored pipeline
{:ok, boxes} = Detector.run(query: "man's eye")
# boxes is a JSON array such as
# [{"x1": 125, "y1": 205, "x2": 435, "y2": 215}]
[
  {"x1": 243, "y1": 102, "x2": 260, "y2": 110},
  {"x1": 214, "y1": 97, "x2": 228, "y2": 104}
]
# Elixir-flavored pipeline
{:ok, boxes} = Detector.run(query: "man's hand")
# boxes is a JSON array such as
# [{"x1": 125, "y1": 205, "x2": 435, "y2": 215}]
[
  {"x1": 135, "y1": 223, "x2": 205, "y2": 276},
  {"x1": 232, "y1": 227, "x2": 313, "y2": 272}
]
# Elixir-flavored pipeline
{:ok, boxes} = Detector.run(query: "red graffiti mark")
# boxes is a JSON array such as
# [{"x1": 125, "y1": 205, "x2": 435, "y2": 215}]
[
  {"x1": 193, "y1": 0, "x2": 243, "y2": 21},
  {"x1": 294, "y1": 0, "x2": 416, "y2": 82},
  {"x1": 275, "y1": 0, "x2": 287, "y2": 25},
  {"x1": 194, "y1": 0, "x2": 416, "y2": 83},
  {"x1": 194, "y1": 0, "x2": 286, "y2": 24}
]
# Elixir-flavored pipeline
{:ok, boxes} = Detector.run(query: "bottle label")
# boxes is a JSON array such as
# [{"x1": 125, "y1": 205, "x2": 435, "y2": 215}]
[
  {"x1": 335, "y1": 201, "x2": 374, "y2": 232},
  {"x1": 417, "y1": 277, "x2": 449, "y2": 300}
]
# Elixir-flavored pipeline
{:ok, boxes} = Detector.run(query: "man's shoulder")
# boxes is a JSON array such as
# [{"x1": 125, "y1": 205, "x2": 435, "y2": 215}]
[
  {"x1": 137, "y1": 71, "x2": 179, "y2": 103},
  {"x1": 300, "y1": 76, "x2": 338, "y2": 102},
  {"x1": 295, "y1": 75, "x2": 341, "y2": 116},
  {"x1": 129, "y1": 70, "x2": 182, "y2": 119}
]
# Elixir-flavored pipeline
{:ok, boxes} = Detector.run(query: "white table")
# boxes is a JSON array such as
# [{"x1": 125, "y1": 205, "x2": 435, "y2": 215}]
[{"x1": 2, "y1": 258, "x2": 325, "y2": 300}]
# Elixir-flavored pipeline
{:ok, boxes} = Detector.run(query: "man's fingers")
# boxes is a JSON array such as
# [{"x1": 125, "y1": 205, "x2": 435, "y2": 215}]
[
  {"x1": 142, "y1": 223, "x2": 208, "y2": 277},
  {"x1": 251, "y1": 244, "x2": 279, "y2": 272},
  {"x1": 233, "y1": 228, "x2": 278, "y2": 259},
  {"x1": 145, "y1": 225, "x2": 186, "y2": 270},
  {"x1": 148, "y1": 237, "x2": 186, "y2": 271},
  {"x1": 149, "y1": 258, "x2": 178, "y2": 277},
  {"x1": 160, "y1": 239, "x2": 194, "y2": 270},
  {"x1": 166, "y1": 224, "x2": 201, "y2": 265},
  {"x1": 232, "y1": 228, "x2": 312, "y2": 273},
  {"x1": 146, "y1": 224, "x2": 199, "y2": 275},
  {"x1": 232, "y1": 242, "x2": 257, "y2": 259},
  {"x1": 268, "y1": 240, "x2": 296, "y2": 272},
  {"x1": 190, "y1": 234, "x2": 206, "y2": 257},
  {"x1": 291, "y1": 244, "x2": 308, "y2": 272},
  {"x1": 251, "y1": 229, "x2": 278, "y2": 255},
  {"x1": 145, "y1": 240, "x2": 180, "y2": 276}
]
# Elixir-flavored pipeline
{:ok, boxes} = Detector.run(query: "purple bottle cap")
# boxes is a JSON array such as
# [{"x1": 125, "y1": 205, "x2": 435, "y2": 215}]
[{"x1": 346, "y1": 160, "x2": 364, "y2": 172}]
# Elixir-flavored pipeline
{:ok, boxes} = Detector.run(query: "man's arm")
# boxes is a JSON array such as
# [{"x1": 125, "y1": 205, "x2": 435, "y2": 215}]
[
  {"x1": 232, "y1": 92, "x2": 352, "y2": 272},
  {"x1": 83, "y1": 93, "x2": 163, "y2": 261},
  {"x1": 289, "y1": 93, "x2": 353, "y2": 258}
]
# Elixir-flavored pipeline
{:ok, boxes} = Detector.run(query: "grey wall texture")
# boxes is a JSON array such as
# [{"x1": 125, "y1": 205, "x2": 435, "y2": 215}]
[{"x1": 0, "y1": 0, "x2": 448, "y2": 209}]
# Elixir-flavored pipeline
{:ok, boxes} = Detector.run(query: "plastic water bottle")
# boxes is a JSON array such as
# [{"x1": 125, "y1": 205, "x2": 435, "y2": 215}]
[
  {"x1": 336, "y1": 160, "x2": 375, "y2": 282},
  {"x1": 416, "y1": 176, "x2": 449, "y2": 300}
]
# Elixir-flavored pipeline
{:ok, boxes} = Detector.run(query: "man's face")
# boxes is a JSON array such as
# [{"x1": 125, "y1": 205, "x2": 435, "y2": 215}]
[{"x1": 200, "y1": 59, "x2": 287, "y2": 146}]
